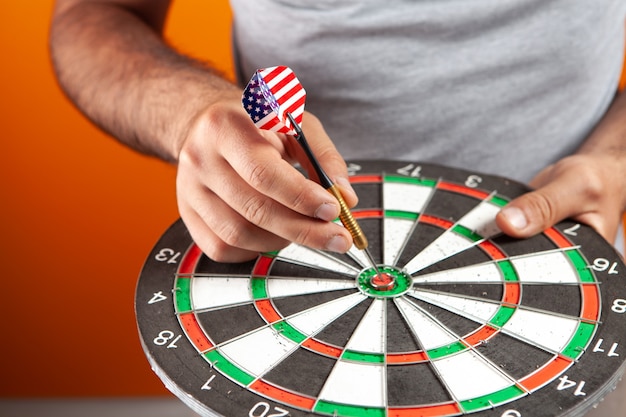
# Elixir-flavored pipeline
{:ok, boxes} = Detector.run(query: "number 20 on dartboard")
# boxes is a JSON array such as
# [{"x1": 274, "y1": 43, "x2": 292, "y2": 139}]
[{"x1": 249, "y1": 402, "x2": 288, "y2": 417}]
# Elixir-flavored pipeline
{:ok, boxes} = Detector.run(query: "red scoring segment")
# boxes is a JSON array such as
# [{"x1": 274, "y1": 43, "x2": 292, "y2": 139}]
[
  {"x1": 388, "y1": 402, "x2": 462, "y2": 417},
  {"x1": 178, "y1": 244, "x2": 202, "y2": 275},
  {"x1": 250, "y1": 380, "x2": 316, "y2": 409},
  {"x1": 519, "y1": 355, "x2": 573, "y2": 392},
  {"x1": 370, "y1": 272, "x2": 396, "y2": 290},
  {"x1": 179, "y1": 312, "x2": 214, "y2": 352},
  {"x1": 437, "y1": 181, "x2": 490, "y2": 200},
  {"x1": 581, "y1": 284, "x2": 600, "y2": 322}
]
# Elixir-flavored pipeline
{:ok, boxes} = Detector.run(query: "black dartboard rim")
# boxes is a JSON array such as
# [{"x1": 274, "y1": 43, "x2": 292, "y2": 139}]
[{"x1": 135, "y1": 160, "x2": 626, "y2": 417}]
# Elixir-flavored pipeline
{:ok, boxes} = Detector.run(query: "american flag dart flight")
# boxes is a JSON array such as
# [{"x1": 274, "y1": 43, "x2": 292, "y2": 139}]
[{"x1": 242, "y1": 65, "x2": 306, "y2": 135}]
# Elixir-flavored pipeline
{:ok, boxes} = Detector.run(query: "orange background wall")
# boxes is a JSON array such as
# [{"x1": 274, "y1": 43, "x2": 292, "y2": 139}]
[{"x1": 0, "y1": 1, "x2": 233, "y2": 397}]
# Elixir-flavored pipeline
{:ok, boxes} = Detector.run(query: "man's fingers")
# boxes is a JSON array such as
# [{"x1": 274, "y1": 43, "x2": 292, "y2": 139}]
[
  {"x1": 205, "y1": 159, "x2": 353, "y2": 252},
  {"x1": 177, "y1": 102, "x2": 358, "y2": 260},
  {"x1": 495, "y1": 155, "x2": 621, "y2": 242},
  {"x1": 178, "y1": 144, "x2": 353, "y2": 255},
  {"x1": 177, "y1": 183, "x2": 291, "y2": 261},
  {"x1": 217, "y1": 120, "x2": 345, "y2": 221},
  {"x1": 296, "y1": 112, "x2": 358, "y2": 207},
  {"x1": 496, "y1": 190, "x2": 560, "y2": 238}
]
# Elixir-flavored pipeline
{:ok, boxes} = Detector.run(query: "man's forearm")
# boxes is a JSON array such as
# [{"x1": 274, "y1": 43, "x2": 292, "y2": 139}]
[
  {"x1": 49, "y1": 1, "x2": 239, "y2": 162},
  {"x1": 578, "y1": 90, "x2": 626, "y2": 158},
  {"x1": 576, "y1": 90, "x2": 626, "y2": 206}
]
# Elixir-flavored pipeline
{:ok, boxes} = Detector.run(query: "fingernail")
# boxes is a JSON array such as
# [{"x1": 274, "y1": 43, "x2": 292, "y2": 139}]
[
  {"x1": 326, "y1": 235, "x2": 350, "y2": 253},
  {"x1": 315, "y1": 202, "x2": 339, "y2": 222},
  {"x1": 501, "y1": 206, "x2": 528, "y2": 230},
  {"x1": 335, "y1": 177, "x2": 357, "y2": 200}
]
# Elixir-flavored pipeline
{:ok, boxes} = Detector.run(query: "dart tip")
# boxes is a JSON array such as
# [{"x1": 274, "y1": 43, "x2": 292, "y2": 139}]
[{"x1": 362, "y1": 247, "x2": 388, "y2": 287}]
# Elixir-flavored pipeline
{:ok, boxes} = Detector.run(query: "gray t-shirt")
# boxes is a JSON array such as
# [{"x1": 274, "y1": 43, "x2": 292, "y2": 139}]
[{"x1": 230, "y1": 0, "x2": 626, "y2": 182}]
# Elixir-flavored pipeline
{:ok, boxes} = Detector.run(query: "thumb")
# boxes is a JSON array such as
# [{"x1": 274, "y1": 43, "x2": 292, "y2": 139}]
[
  {"x1": 497, "y1": 155, "x2": 624, "y2": 242},
  {"x1": 495, "y1": 184, "x2": 566, "y2": 238}
]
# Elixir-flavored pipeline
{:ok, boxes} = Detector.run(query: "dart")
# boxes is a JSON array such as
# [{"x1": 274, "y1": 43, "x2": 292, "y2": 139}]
[{"x1": 242, "y1": 66, "x2": 381, "y2": 276}]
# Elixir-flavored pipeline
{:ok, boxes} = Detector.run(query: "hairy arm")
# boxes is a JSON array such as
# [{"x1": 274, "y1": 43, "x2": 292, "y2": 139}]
[
  {"x1": 49, "y1": 0, "x2": 240, "y2": 161},
  {"x1": 49, "y1": 0, "x2": 355, "y2": 261}
]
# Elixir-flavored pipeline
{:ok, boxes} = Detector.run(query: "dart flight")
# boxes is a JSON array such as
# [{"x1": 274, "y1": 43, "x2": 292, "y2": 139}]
[{"x1": 242, "y1": 65, "x2": 306, "y2": 135}]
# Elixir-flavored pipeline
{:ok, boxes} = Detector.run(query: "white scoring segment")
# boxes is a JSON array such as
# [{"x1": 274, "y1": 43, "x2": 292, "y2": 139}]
[
  {"x1": 383, "y1": 181, "x2": 432, "y2": 213},
  {"x1": 277, "y1": 244, "x2": 359, "y2": 276},
  {"x1": 285, "y1": 292, "x2": 367, "y2": 335},
  {"x1": 346, "y1": 245, "x2": 372, "y2": 269},
  {"x1": 432, "y1": 349, "x2": 514, "y2": 401},
  {"x1": 191, "y1": 276, "x2": 252, "y2": 310},
  {"x1": 502, "y1": 308, "x2": 581, "y2": 353},
  {"x1": 314, "y1": 301, "x2": 388, "y2": 407},
  {"x1": 457, "y1": 200, "x2": 502, "y2": 238},
  {"x1": 510, "y1": 251, "x2": 579, "y2": 284},
  {"x1": 317, "y1": 360, "x2": 386, "y2": 408},
  {"x1": 414, "y1": 262, "x2": 503, "y2": 284},
  {"x1": 381, "y1": 180, "x2": 433, "y2": 266},
  {"x1": 406, "y1": 290, "x2": 501, "y2": 325},
  {"x1": 343, "y1": 299, "x2": 386, "y2": 354},
  {"x1": 403, "y1": 197, "x2": 503, "y2": 274},
  {"x1": 395, "y1": 297, "x2": 457, "y2": 349},
  {"x1": 383, "y1": 218, "x2": 415, "y2": 266},
  {"x1": 403, "y1": 231, "x2": 475, "y2": 274},
  {"x1": 266, "y1": 277, "x2": 356, "y2": 299},
  {"x1": 218, "y1": 326, "x2": 298, "y2": 378}
]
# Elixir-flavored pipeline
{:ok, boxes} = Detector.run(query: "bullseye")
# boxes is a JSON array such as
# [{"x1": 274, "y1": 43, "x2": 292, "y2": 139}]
[
  {"x1": 356, "y1": 265, "x2": 412, "y2": 298},
  {"x1": 370, "y1": 272, "x2": 395, "y2": 290}
]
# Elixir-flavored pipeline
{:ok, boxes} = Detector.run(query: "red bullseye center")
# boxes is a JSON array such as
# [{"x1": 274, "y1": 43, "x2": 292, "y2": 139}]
[{"x1": 370, "y1": 273, "x2": 395, "y2": 290}]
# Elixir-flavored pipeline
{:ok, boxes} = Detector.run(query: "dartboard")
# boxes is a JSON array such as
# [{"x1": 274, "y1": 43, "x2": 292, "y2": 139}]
[{"x1": 135, "y1": 160, "x2": 626, "y2": 417}]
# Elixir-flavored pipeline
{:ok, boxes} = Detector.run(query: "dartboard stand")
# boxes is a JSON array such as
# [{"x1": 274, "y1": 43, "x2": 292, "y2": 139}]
[{"x1": 136, "y1": 160, "x2": 626, "y2": 417}]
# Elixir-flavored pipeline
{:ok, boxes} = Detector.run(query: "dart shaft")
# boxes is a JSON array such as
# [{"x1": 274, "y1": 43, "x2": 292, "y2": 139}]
[
  {"x1": 284, "y1": 113, "x2": 376, "y2": 267},
  {"x1": 327, "y1": 184, "x2": 383, "y2": 278}
]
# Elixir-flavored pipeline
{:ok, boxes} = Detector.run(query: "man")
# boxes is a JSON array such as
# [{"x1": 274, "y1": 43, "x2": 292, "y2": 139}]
[
  {"x1": 49, "y1": 1, "x2": 626, "y2": 415},
  {"x1": 49, "y1": 0, "x2": 626, "y2": 263}
]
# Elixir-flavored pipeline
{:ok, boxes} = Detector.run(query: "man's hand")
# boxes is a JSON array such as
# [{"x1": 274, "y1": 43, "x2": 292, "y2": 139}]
[
  {"x1": 497, "y1": 92, "x2": 626, "y2": 244},
  {"x1": 50, "y1": 0, "x2": 358, "y2": 262},
  {"x1": 497, "y1": 153, "x2": 626, "y2": 243},
  {"x1": 176, "y1": 99, "x2": 357, "y2": 262}
]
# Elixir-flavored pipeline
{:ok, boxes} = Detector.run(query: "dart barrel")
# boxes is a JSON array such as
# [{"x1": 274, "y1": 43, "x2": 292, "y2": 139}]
[{"x1": 327, "y1": 184, "x2": 368, "y2": 250}]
